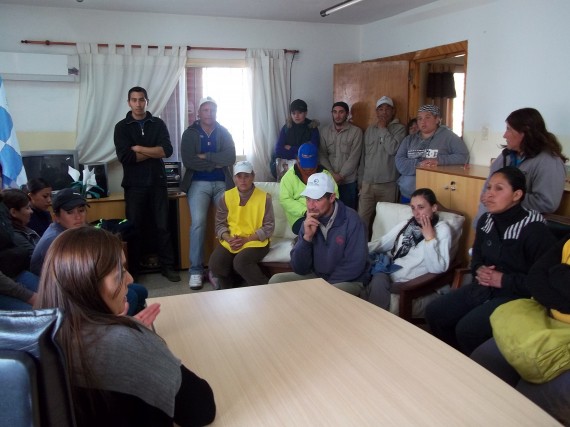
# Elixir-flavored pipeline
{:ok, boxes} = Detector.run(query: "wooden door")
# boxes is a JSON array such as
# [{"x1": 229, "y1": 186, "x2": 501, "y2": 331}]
[{"x1": 333, "y1": 61, "x2": 409, "y2": 131}]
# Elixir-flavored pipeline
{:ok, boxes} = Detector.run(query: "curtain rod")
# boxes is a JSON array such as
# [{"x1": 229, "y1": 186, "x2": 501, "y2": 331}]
[{"x1": 20, "y1": 40, "x2": 299, "y2": 54}]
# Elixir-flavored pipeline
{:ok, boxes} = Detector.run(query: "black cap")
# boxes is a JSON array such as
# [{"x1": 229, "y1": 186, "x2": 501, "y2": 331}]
[
  {"x1": 52, "y1": 188, "x2": 88, "y2": 211},
  {"x1": 290, "y1": 99, "x2": 308, "y2": 113},
  {"x1": 332, "y1": 101, "x2": 349, "y2": 113}
]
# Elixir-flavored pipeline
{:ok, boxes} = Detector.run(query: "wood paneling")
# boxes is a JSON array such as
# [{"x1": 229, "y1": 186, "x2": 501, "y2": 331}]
[{"x1": 333, "y1": 61, "x2": 409, "y2": 131}]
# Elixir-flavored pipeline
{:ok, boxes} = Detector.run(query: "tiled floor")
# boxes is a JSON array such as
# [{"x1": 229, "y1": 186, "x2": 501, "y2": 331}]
[{"x1": 137, "y1": 270, "x2": 215, "y2": 298}]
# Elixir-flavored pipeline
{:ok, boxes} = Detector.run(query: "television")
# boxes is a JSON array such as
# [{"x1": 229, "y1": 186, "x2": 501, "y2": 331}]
[{"x1": 21, "y1": 150, "x2": 79, "y2": 192}]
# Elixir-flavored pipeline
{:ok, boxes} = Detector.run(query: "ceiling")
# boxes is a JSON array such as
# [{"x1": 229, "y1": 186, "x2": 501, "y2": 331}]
[{"x1": 0, "y1": 0, "x2": 438, "y2": 25}]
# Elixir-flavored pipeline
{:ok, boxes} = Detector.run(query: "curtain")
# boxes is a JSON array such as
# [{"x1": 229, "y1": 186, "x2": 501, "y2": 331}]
[
  {"x1": 75, "y1": 43, "x2": 187, "y2": 164},
  {"x1": 425, "y1": 64, "x2": 459, "y2": 128},
  {"x1": 246, "y1": 49, "x2": 290, "y2": 182}
]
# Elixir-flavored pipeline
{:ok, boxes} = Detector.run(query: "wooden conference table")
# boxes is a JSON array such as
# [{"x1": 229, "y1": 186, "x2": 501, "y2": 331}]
[{"x1": 149, "y1": 279, "x2": 559, "y2": 426}]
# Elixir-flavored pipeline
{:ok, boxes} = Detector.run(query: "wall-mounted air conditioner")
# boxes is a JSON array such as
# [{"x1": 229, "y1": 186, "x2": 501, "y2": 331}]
[{"x1": 0, "y1": 52, "x2": 79, "y2": 83}]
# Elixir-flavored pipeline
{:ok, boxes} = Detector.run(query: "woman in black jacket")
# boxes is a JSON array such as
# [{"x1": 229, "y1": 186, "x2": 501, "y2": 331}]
[{"x1": 425, "y1": 166, "x2": 556, "y2": 355}]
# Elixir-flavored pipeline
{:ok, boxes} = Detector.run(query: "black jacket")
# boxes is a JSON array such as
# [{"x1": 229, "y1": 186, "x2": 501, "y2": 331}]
[{"x1": 114, "y1": 111, "x2": 173, "y2": 188}]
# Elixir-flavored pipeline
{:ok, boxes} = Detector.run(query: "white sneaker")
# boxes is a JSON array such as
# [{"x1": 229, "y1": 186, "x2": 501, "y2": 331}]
[{"x1": 189, "y1": 274, "x2": 203, "y2": 290}]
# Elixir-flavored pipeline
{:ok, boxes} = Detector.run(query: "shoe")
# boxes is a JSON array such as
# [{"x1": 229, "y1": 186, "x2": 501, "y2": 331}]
[
  {"x1": 208, "y1": 270, "x2": 220, "y2": 291},
  {"x1": 161, "y1": 266, "x2": 181, "y2": 282},
  {"x1": 189, "y1": 274, "x2": 203, "y2": 290}
]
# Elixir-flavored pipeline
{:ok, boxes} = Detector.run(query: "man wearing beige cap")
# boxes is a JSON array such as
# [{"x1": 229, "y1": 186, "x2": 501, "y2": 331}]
[
  {"x1": 180, "y1": 96, "x2": 236, "y2": 289},
  {"x1": 358, "y1": 96, "x2": 406, "y2": 235},
  {"x1": 269, "y1": 172, "x2": 368, "y2": 296},
  {"x1": 208, "y1": 160, "x2": 275, "y2": 290}
]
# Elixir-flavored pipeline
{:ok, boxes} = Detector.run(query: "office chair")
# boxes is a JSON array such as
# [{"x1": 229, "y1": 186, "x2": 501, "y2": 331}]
[{"x1": 0, "y1": 308, "x2": 76, "y2": 427}]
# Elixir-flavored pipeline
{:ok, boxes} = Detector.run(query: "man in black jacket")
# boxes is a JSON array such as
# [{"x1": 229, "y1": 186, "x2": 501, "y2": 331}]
[{"x1": 114, "y1": 86, "x2": 180, "y2": 282}]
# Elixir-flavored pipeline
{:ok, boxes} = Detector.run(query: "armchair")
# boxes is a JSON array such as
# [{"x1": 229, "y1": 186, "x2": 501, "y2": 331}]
[{"x1": 369, "y1": 202, "x2": 466, "y2": 324}]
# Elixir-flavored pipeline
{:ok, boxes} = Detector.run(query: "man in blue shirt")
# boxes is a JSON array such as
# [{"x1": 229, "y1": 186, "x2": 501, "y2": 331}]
[{"x1": 180, "y1": 97, "x2": 236, "y2": 289}]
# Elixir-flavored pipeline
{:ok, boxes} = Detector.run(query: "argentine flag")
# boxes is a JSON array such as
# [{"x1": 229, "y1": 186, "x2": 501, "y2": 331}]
[{"x1": 0, "y1": 75, "x2": 27, "y2": 188}]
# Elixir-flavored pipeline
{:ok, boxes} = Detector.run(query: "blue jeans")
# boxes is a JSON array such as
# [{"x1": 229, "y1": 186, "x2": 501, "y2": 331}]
[
  {"x1": 187, "y1": 180, "x2": 226, "y2": 274},
  {"x1": 338, "y1": 181, "x2": 358, "y2": 211},
  {"x1": 126, "y1": 283, "x2": 148, "y2": 316},
  {"x1": 0, "y1": 271, "x2": 39, "y2": 311}
]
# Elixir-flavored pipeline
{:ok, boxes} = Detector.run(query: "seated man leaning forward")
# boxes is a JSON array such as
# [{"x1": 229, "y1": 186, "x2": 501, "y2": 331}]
[
  {"x1": 269, "y1": 173, "x2": 368, "y2": 296},
  {"x1": 208, "y1": 161, "x2": 275, "y2": 290},
  {"x1": 279, "y1": 142, "x2": 338, "y2": 235}
]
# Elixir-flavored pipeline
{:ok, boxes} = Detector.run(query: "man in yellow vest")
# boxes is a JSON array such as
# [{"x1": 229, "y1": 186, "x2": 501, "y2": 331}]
[{"x1": 207, "y1": 161, "x2": 275, "y2": 289}]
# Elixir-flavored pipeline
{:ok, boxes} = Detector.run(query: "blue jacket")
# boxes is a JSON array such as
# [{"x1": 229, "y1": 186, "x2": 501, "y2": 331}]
[{"x1": 290, "y1": 200, "x2": 368, "y2": 284}]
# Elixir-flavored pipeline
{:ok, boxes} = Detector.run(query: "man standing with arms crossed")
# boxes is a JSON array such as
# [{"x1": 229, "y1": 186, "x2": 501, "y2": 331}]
[
  {"x1": 180, "y1": 97, "x2": 236, "y2": 290},
  {"x1": 318, "y1": 101, "x2": 363, "y2": 210},
  {"x1": 114, "y1": 86, "x2": 180, "y2": 282}
]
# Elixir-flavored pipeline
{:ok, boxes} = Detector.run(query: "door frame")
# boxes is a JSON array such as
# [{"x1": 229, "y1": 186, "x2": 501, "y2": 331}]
[{"x1": 364, "y1": 40, "x2": 468, "y2": 132}]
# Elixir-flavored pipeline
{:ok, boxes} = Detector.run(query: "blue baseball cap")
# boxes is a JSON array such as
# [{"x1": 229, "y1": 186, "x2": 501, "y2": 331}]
[{"x1": 297, "y1": 143, "x2": 318, "y2": 169}]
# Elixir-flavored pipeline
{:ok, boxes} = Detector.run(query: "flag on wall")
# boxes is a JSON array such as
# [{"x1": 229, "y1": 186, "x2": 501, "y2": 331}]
[{"x1": 0, "y1": 75, "x2": 27, "y2": 188}]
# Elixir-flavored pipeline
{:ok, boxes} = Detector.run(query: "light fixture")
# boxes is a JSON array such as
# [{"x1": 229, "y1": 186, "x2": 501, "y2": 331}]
[{"x1": 320, "y1": 0, "x2": 365, "y2": 17}]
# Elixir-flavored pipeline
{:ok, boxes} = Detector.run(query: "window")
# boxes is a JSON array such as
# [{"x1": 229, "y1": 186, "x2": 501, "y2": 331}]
[{"x1": 161, "y1": 63, "x2": 253, "y2": 162}]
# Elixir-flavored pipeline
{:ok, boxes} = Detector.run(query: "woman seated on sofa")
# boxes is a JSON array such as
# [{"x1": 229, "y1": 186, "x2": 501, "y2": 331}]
[
  {"x1": 0, "y1": 191, "x2": 39, "y2": 310},
  {"x1": 25, "y1": 178, "x2": 53, "y2": 237},
  {"x1": 208, "y1": 160, "x2": 274, "y2": 290},
  {"x1": 470, "y1": 233, "x2": 570, "y2": 424},
  {"x1": 2, "y1": 188, "x2": 41, "y2": 259},
  {"x1": 425, "y1": 166, "x2": 556, "y2": 356},
  {"x1": 362, "y1": 188, "x2": 452, "y2": 312},
  {"x1": 36, "y1": 226, "x2": 216, "y2": 427}
]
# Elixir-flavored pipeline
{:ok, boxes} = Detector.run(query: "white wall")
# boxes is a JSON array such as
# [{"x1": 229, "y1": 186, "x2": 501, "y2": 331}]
[
  {"x1": 3, "y1": 0, "x2": 570, "y2": 179},
  {"x1": 360, "y1": 0, "x2": 570, "y2": 166},
  {"x1": 0, "y1": 4, "x2": 360, "y2": 191}
]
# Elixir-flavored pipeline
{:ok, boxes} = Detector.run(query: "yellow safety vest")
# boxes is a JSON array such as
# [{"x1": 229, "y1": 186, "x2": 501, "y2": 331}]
[{"x1": 220, "y1": 187, "x2": 269, "y2": 254}]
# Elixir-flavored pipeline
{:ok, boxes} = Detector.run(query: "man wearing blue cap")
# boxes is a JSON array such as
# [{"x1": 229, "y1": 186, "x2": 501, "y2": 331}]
[
  {"x1": 279, "y1": 143, "x2": 338, "y2": 235},
  {"x1": 270, "y1": 172, "x2": 368, "y2": 296}
]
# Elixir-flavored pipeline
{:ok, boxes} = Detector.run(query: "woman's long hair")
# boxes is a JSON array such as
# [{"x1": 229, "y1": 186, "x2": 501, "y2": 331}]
[
  {"x1": 506, "y1": 108, "x2": 567, "y2": 162},
  {"x1": 36, "y1": 226, "x2": 140, "y2": 391}
]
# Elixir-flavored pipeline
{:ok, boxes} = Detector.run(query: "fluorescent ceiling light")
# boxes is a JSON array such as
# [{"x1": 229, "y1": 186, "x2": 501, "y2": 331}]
[{"x1": 320, "y1": 0, "x2": 366, "y2": 17}]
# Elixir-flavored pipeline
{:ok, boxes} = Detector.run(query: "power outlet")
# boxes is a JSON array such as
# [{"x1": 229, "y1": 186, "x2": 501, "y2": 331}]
[{"x1": 481, "y1": 125, "x2": 489, "y2": 141}]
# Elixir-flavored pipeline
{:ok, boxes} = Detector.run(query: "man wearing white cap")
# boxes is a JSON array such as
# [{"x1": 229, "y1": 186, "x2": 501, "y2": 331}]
[
  {"x1": 208, "y1": 160, "x2": 275, "y2": 290},
  {"x1": 358, "y1": 96, "x2": 406, "y2": 235},
  {"x1": 396, "y1": 104, "x2": 468, "y2": 200},
  {"x1": 269, "y1": 172, "x2": 368, "y2": 296},
  {"x1": 181, "y1": 96, "x2": 236, "y2": 289}
]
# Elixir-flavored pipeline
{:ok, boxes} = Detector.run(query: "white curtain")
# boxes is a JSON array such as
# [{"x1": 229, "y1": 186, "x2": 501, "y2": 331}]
[
  {"x1": 75, "y1": 43, "x2": 187, "y2": 164},
  {"x1": 246, "y1": 49, "x2": 290, "y2": 182}
]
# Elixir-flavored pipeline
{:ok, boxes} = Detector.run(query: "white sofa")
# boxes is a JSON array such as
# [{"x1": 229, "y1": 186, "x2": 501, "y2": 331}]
[
  {"x1": 254, "y1": 183, "x2": 465, "y2": 318},
  {"x1": 254, "y1": 182, "x2": 296, "y2": 264}
]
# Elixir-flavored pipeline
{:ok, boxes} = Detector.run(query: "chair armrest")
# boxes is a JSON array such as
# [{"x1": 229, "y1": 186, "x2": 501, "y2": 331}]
[
  {"x1": 397, "y1": 259, "x2": 461, "y2": 323},
  {"x1": 451, "y1": 268, "x2": 471, "y2": 289}
]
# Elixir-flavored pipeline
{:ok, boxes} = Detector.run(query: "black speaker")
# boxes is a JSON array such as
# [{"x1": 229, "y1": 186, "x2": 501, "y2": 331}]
[{"x1": 79, "y1": 163, "x2": 109, "y2": 198}]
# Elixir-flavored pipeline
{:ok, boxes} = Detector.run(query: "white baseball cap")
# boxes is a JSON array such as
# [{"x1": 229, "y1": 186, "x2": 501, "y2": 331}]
[
  {"x1": 376, "y1": 96, "x2": 394, "y2": 108},
  {"x1": 233, "y1": 160, "x2": 254, "y2": 175},
  {"x1": 301, "y1": 173, "x2": 335, "y2": 199},
  {"x1": 198, "y1": 96, "x2": 217, "y2": 110}
]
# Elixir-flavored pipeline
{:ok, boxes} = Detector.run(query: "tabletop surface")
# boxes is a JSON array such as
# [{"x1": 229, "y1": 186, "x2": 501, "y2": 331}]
[{"x1": 150, "y1": 279, "x2": 559, "y2": 426}]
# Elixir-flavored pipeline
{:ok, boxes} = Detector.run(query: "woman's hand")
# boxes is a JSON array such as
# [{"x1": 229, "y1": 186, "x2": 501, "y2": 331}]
[
  {"x1": 475, "y1": 265, "x2": 503, "y2": 288},
  {"x1": 134, "y1": 303, "x2": 161, "y2": 329},
  {"x1": 418, "y1": 215, "x2": 436, "y2": 241}
]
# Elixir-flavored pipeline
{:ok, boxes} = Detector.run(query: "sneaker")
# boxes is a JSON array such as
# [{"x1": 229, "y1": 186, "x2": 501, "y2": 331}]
[
  {"x1": 208, "y1": 270, "x2": 220, "y2": 291},
  {"x1": 161, "y1": 267, "x2": 181, "y2": 282},
  {"x1": 189, "y1": 274, "x2": 203, "y2": 290}
]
